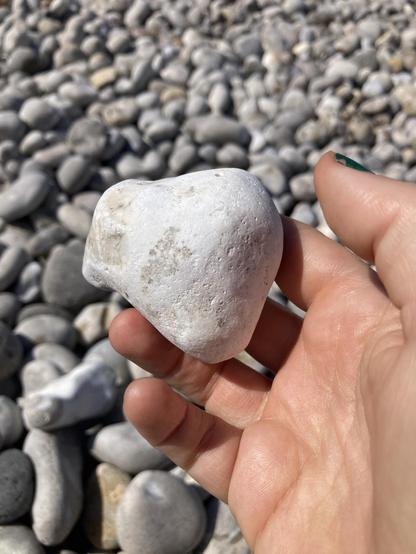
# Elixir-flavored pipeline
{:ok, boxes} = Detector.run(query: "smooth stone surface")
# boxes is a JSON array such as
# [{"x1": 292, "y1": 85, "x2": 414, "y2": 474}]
[
  {"x1": 74, "y1": 302, "x2": 122, "y2": 345},
  {"x1": 90, "y1": 421, "x2": 170, "y2": 474},
  {"x1": 198, "y1": 499, "x2": 249, "y2": 554},
  {"x1": 21, "y1": 360, "x2": 117, "y2": 431},
  {"x1": 83, "y1": 169, "x2": 283, "y2": 363},
  {"x1": 0, "y1": 322, "x2": 23, "y2": 381},
  {"x1": 15, "y1": 314, "x2": 77, "y2": 348},
  {"x1": 0, "y1": 246, "x2": 29, "y2": 291},
  {"x1": 0, "y1": 448, "x2": 34, "y2": 523},
  {"x1": 0, "y1": 396, "x2": 23, "y2": 449},
  {"x1": 20, "y1": 359, "x2": 63, "y2": 396},
  {"x1": 32, "y1": 342, "x2": 80, "y2": 374},
  {"x1": 0, "y1": 292, "x2": 21, "y2": 326},
  {"x1": 23, "y1": 429, "x2": 83, "y2": 546},
  {"x1": 0, "y1": 525, "x2": 45, "y2": 554},
  {"x1": 15, "y1": 261, "x2": 42, "y2": 304},
  {"x1": 42, "y1": 240, "x2": 107, "y2": 310},
  {"x1": 85, "y1": 338, "x2": 130, "y2": 386},
  {"x1": 57, "y1": 155, "x2": 94, "y2": 194},
  {"x1": 0, "y1": 172, "x2": 51, "y2": 222},
  {"x1": 19, "y1": 98, "x2": 60, "y2": 131},
  {"x1": 117, "y1": 470, "x2": 207, "y2": 554},
  {"x1": 186, "y1": 116, "x2": 250, "y2": 145},
  {"x1": 83, "y1": 463, "x2": 131, "y2": 550}
]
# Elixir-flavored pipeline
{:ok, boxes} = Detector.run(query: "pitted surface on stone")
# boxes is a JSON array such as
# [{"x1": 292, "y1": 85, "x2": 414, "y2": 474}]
[{"x1": 83, "y1": 169, "x2": 283, "y2": 363}]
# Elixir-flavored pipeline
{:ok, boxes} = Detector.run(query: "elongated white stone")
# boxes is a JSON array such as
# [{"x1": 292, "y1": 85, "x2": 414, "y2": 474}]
[
  {"x1": 19, "y1": 360, "x2": 117, "y2": 431},
  {"x1": 83, "y1": 168, "x2": 283, "y2": 363}
]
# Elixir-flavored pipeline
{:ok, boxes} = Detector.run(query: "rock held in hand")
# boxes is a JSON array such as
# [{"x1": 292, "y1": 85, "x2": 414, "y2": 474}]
[{"x1": 83, "y1": 169, "x2": 283, "y2": 363}]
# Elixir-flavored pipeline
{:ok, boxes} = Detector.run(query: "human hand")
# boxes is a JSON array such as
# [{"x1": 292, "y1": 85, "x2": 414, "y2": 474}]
[{"x1": 110, "y1": 151, "x2": 416, "y2": 553}]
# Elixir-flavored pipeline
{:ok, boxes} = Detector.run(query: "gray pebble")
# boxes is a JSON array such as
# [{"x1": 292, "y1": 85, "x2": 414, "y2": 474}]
[
  {"x1": 72, "y1": 191, "x2": 101, "y2": 214},
  {"x1": 233, "y1": 33, "x2": 263, "y2": 59},
  {"x1": 145, "y1": 118, "x2": 178, "y2": 143},
  {"x1": 0, "y1": 449, "x2": 34, "y2": 524},
  {"x1": 17, "y1": 303, "x2": 72, "y2": 324},
  {"x1": 41, "y1": 239, "x2": 107, "y2": 310},
  {"x1": 0, "y1": 525, "x2": 45, "y2": 554},
  {"x1": 68, "y1": 118, "x2": 108, "y2": 158},
  {"x1": 0, "y1": 110, "x2": 26, "y2": 141},
  {"x1": 290, "y1": 202, "x2": 318, "y2": 226},
  {"x1": 20, "y1": 359, "x2": 63, "y2": 396},
  {"x1": 250, "y1": 163, "x2": 288, "y2": 196},
  {"x1": 27, "y1": 223, "x2": 69, "y2": 257},
  {"x1": 0, "y1": 293, "x2": 21, "y2": 326},
  {"x1": 34, "y1": 143, "x2": 71, "y2": 168},
  {"x1": 217, "y1": 143, "x2": 248, "y2": 169},
  {"x1": 131, "y1": 58, "x2": 154, "y2": 93},
  {"x1": 169, "y1": 144, "x2": 199, "y2": 173},
  {"x1": 289, "y1": 172, "x2": 316, "y2": 201},
  {"x1": 23, "y1": 429, "x2": 83, "y2": 546},
  {"x1": 0, "y1": 322, "x2": 23, "y2": 381},
  {"x1": 117, "y1": 470, "x2": 206, "y2": 554},
  {"x1": 57, "y1": 155, "x2": 94, "y2": 194},
  {"x1": 19, "y1": 98, "x2": 60, "y2": 131},
  {"x1": 0, "y1": 172, "x2": 51, "y2": 222},
  {"x1": 0, "y1": 246, "x2": 29, "y2": 292},
  {"x1": 0, "y1": 396, "x2": 23, "y2": 450},
  {"x1": 32, "y1": 342, "x2": 80, "y2": 374},
  {"x1": 15, "y1": 314, "x2": 77, "y2": 348},
  {"x1": 56, "y1": 203, "x2": 92, "y2": 240},
  {"x1": 20, "y1": 130, "x2": 48, "y2": 156},
  {"x1": 186, "y1": 115, "x2": 250, "y2": 146},
  {"x1": 15, "y1": 261, "x2": 42, "y2": 304},
  {"x1": 102, "y1": 99, "x2": 140, "y2": 127},
  {"x1": 90, "y1": 421, "x2": 171, "y2": 474},
  {"x1": 85, "y1": 338, "x2": 130, "y2": 386},
  {"x1": 59, "y1": 81, "x2": 97, "y2": 107}
]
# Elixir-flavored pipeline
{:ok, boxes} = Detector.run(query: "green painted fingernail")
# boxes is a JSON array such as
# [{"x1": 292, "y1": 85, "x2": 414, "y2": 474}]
[{"x1": 335, "y1": 153, "x2": 374, "y2": 174}]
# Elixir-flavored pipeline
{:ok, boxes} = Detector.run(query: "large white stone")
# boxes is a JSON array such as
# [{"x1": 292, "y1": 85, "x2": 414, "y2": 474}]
[{"x1": 83, "y1": 168, "x2": 283, "y2": 363}]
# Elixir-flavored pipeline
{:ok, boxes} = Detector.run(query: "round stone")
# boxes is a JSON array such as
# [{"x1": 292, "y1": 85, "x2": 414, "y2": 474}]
[
  {"x1": 19, "y1": 98, "x2": 60, "y2": 131},
  {"x1": 15, "y1": 314, "x2": 77, "y2": 348},
  {"x1": 0, "y1": 172, "x2": 51, "y2": 222},
  {"x1": 57, "y1": 155, "x2": 94, "y2": 194},
  {"x1": 42, "y1": 239, "x2": 107, "y2": 310},
  {"x1": 0, "y1": 525, "x2": 45, "y2": 554},
  {"x1": 117, "y1": 470, "x2": 207, "y2": 554},
  {"x1": 90, "y1": 422, "x2": 171, "y2": 474},
  {"x1": 0, "y1": 449, "x2": 34, "y2": 524}
]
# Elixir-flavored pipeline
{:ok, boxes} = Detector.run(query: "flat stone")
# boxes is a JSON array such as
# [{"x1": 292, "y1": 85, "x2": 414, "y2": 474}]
[
  {"x1": 0, "y1": 246, "x2": 29, "y2": 291},
  {"x1": 21, "y1": 360, "x2": 117, "y2": 431},
  {"x1": 0, "y1": 111, "x2": 26, "y2": 141},
  {"x1": 0, "y1": 396, "x2": 23, "y2": 450},
  {"x1": 102, "y1": 99, "x2": 140, "y2": 127},
  {"x1": 83, "y1": 463, "x2": 131, "y2": 550},
  {"x1": 117, "y1": 470, "x2": 206, "y2": 554},
  {"x1": 23, "y1": 429, "x2": 83, "y2": 546},
  {"x1": 32, "y1": 342, "x2": 80, "y2": 374},
  {"x1": 0, "y1": 172, "x2": 51, "y2": 222},
  {"x1": 90, "y1": 421, "x2": 170, "y2": 474},
  {"x1": 15, "y1": 314, "x2": 77, "y2": 348},
  {"x1": 20, "y1": 359, "x2": 63, "y2": 396},
  {"x1": 0, "y1": 449, "x2": 34, "y2": 523},
  {"x1": 19, "y1": 98, "x2": 60, "y2": 131},
  {"x1": 57, "y1": 155, "x2": 94, "y2": 194},
  {"x1": 0, "y1": 525, "x2": 45, "y2": 554},
  {"x1": 42, "y1": 240, "x2": 107, "y2": 310},
  {"x1": 27, "y1": 224, "x2": 69, "y2": 257},
  {"x1": 0, "y1": 322, "x2": 23, "y2": 381},
  {"x1": 15, "y1": 261, "x2": 42, "y2": 303},
  {"x1": 186, "y1": 116, "x2": 250, "y2": 146},
  {"x1": 57, "y1": 203, "x2": 92, "y2": 240},
  {"x1": 83, "y1": 169, "x2": 282, "y2": 363}
]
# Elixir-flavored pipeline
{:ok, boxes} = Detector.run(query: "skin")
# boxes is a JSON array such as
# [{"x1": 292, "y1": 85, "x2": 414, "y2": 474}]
[{"x1": 110, "y1": 151, "x2": 416, "y2": 553}]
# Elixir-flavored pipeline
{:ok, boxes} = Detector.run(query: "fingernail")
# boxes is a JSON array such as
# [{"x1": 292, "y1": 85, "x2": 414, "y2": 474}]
[{"x1": 335, "y1": 153, "x2": 374, "y2": 174}]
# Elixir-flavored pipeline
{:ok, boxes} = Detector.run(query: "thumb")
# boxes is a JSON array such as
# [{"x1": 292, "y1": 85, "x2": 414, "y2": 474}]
[{"x1": 314, "y1": 151, "x2": 416, "y2": 308}]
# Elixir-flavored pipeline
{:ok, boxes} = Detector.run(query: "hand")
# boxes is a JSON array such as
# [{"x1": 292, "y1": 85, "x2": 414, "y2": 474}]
[{"x1": 110, "y1": 151, "x2": 416, "y2": 554}]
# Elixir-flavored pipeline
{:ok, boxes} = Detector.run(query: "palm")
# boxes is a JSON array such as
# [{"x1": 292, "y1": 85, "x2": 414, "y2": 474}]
[{"x1": 231, "y1": 277, "x2": 401, "y2": 552}]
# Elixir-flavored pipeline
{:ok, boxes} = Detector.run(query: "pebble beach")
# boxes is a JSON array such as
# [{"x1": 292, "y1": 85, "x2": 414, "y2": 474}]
[{"x1": 0, "y1": 0, "x2": 414, "y2": 552}]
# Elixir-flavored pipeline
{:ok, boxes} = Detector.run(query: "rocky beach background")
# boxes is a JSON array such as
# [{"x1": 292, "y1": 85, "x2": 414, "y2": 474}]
[{"x1": 0, "y1": 0, "x2": 415, "y2": 552}]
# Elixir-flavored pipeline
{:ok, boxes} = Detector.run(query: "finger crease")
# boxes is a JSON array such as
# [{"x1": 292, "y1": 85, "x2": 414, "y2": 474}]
[{"x1": 154, "y1": 400, "x2": 189, "y2": 448}]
